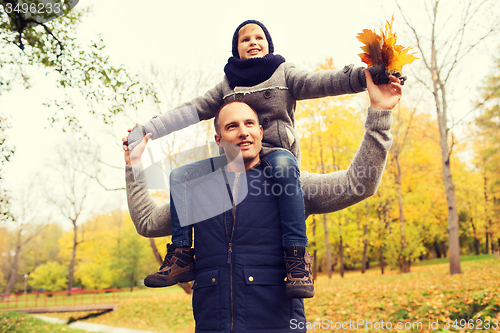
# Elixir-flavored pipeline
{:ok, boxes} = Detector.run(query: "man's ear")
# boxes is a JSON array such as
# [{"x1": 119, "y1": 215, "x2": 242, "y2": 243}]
[
  {"x1": 215, "y1": 134, "x2": 223, "y2": 147},
  {"x1": 260, "y1": 125, "x2": 263, "y2": 139}
]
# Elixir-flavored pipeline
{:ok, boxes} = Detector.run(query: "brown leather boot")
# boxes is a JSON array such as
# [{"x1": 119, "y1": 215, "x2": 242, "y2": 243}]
[
  {"x1": 284, "y1": 245, "x2": 314, "y2": 298},
  {"x1": 144, "y1": 244, "x2": 195, "y2": 288}
]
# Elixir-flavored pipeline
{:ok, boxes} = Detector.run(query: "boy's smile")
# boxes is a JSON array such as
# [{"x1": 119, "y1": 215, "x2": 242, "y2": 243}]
[{"x1": 237, "y1": 24, "x2": 269, "y2": 60}]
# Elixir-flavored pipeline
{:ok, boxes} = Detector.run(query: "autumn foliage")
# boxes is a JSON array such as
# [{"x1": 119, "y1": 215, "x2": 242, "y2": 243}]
[{"x1": 357, "y1": 17, "x2": 417, "y2": 74}]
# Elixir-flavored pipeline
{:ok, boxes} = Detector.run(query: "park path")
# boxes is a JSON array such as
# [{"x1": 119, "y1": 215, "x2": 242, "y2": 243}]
[{"x1": 32, "y1": 314, "x2": 167, "y2": 333}]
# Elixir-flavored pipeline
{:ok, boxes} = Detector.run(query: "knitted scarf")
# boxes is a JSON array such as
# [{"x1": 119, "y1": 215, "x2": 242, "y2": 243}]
[{"x1": 224, "y1": 54, "x2": 286, "y2": 88}]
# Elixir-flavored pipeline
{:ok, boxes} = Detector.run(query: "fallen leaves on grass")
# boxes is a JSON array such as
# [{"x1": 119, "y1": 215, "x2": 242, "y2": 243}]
[
  {"x1": 0, "y1": 311, "x2": 86, "y2": 333},
  {"x1": 305, "y1": 259, "x2": 500, "y2": 332}
]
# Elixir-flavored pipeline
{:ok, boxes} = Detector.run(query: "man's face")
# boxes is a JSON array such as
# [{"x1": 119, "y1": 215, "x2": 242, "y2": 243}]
[
  {"x1": 237, "y1": 24, "x2": 269, "y2": 60},
  {"x1": 215, "y1": 102, "x2": 263, "y2": 169}
]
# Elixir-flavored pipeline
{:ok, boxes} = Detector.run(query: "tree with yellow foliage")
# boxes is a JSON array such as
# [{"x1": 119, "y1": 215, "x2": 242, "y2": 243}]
[{"x1": 297, "y1": 57, "x2": 366, "y2": 276}]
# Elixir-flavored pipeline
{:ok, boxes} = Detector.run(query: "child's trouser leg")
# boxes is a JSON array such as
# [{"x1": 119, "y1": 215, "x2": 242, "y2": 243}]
[
  {"x1": 144, "y1": 156, "x2": 226, "y2": 288},
  {"x1": 262, "y1": 150, "x2": 308, "y2": 247},
  {"x1": 170, "y1": 155, "x2": 228, "y2": 229},
  {"x1": 170, "y1": 180, "x2": 193, "y2": 248},
  {"x1": 263, "y1": 150, "x2": 314, "y2": 298}
]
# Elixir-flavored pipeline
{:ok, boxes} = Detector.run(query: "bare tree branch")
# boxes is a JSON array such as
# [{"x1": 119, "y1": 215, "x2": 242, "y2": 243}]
[{"x1": 452, "y1": 82, "x2": 500, "y2": 128}]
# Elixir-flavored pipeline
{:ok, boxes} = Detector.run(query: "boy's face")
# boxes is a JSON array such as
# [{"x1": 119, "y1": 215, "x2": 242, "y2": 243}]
[
  {"x1": 215, "y1": 102, "x2": 263, "y2": 170},
  {"x1": 237, "y1": 24, "x2": 269, "y2": 59}
]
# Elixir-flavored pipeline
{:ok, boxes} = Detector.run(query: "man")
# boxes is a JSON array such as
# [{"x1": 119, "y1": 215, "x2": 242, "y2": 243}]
[{"x1": 123, "y1": 71, "x2": 401, "y2": 332}]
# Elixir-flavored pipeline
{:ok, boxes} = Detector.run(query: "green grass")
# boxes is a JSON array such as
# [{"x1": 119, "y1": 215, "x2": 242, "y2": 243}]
[
  {"x1": 0, "y1": 311, "x2": 88, "y2": 333},
  {"x1": 331, "y1": 254, "x2": 497, "y2": 272},
  {"x1": 0, "y1": 290, "x2": 119, "y2": 310},
  {"x1": 34, "y1": 257, "x2": 500, "y2": 333},
  {"x1": 412, "y1": 253, "x2": 497, "y2": 267}
]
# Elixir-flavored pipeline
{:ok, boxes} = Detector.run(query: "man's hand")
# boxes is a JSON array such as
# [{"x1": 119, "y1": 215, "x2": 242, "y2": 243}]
[
  {"x1": 364, "y1": 69, "x2": 402, "y2": 111},
  {"x1": 123, "y1": 124, "x2": 152, "y2": 165}
]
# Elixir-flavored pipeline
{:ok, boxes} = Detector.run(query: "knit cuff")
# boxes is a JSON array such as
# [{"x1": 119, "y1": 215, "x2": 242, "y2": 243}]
[
  {"x1": 351, "y1": 66, "x2": 367, "y2": 92},
  {"x1": 365, "y1": 108, "x2": 393, "y2": 131},
  {"x1": 357, "y1": 67, "x2": 367, "y2": 89}
]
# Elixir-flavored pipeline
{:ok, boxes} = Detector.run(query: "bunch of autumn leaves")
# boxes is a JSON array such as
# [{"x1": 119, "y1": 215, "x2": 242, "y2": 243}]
[{"x1": 357, "y1": 17, "x2": 417, "y2": 85}]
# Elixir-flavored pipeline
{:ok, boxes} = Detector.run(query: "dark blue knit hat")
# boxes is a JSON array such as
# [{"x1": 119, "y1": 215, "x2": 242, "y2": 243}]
[{"x1": 232, "y1": 20, "x2": 274, "y2": 58}]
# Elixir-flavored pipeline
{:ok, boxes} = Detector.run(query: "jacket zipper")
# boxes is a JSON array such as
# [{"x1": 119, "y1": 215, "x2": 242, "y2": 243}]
[{"x1": 223, "y1": 171, "x2": 240, "y2": 333}]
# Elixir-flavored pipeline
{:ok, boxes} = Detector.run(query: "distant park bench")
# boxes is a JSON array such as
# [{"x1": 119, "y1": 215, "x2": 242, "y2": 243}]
[{"x1": 0, "y1": 288, "x2": 120, "y2": 313}]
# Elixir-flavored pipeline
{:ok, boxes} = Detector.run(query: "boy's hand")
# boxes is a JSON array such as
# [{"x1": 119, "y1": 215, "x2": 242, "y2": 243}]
[
  {"x1": 364, "y1": 69, "x2": 402, "y2": 111},
  {"x1": 123, "y1": 124, "x2": 152, "y2": 165},
  {"x1": 125, "y1": 124, "x2": 148, "y2": 153}
]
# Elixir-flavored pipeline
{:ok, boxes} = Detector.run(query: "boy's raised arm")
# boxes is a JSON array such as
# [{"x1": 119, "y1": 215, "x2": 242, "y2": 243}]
[
  {"x1": 284, "y1": 63, "x2": 367, "y2": 101},
  {"x1": 127, "y1": 81, "x2": 225, "y2": 153}
]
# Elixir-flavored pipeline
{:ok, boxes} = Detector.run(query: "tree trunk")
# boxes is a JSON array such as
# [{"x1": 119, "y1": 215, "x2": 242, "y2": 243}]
[
  {"x1": 395, "y1": 155, "x2": 410, "y2": 273},
  {"x1": 4, "y1": 237, "x2": 21, "y2": 295},
  {"x1": 318, "y1": 136, "x2": 332, "y2": 279},
  {"x1": 361, "y1": 202, "x2": 369, "y2": 274},
  {"x1": 422, "y1": 0, "x2": 461, "y2": 275},
  {"x1": 484, "y1": 176, "x2": 490, "y2": 254},
  {"x1": 323, "y1": 214, "x2": 332, "y2": 279},
  {"x1": 485, "y1": 231, "x2": 490, "y2": 255},
  {"x1": 434, "y1": 242, "x2": 442, "y2": 258},
  {"x1": 68, "y1": 221, "x2": 78, "y2": 291},
  {"x1": 362, "y1": 224, "x2": 368, "y2": 274},
  {"x1": 380, "y1": 249, "x2": 385, "y2": 275},
  {"x1": 441, "y1": 157, "x2": 459, "y2": 272},
  {"x1": 379, "y1": 203, "x2": 389, "y2": 275},
  {"x1": 149, "y1": 239, "x2": 163, "y2": 265},
  {"x1": 339, "y1": 235, "x2": 344, "y2": 278},
  {"x1": 312, "y1": 216, "x2": 317, "y2": 281},
  {"x1": 470, "y1": 218, "x2": 480, "y2": 255},
  {"x1": 395, "y1": 0, "x2": 499, "y2": 276}
]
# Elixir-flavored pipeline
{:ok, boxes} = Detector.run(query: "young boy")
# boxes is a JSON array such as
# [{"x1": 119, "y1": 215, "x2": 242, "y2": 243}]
[{"x1": 126, "y1": 20, "x2": 372, "y2": 298}]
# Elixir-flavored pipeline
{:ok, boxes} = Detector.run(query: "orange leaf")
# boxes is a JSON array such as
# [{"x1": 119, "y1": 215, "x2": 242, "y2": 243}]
[
  {"x1": 357, "y1": 16, "x2": 417, "y2": 74},
  {"x1": 357, "y1": 29, "x2": 382, "y2": 67}
]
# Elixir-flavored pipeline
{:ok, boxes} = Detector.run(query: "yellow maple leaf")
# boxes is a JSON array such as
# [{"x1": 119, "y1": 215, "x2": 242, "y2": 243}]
[{"x1": 357, "y1": 16, "x2": 417, "y2": 74}]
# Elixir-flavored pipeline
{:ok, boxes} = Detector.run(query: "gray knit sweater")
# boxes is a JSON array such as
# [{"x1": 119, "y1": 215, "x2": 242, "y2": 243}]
[{"x1": 126, "y1": 108, "x2": 392, "y2": 238}]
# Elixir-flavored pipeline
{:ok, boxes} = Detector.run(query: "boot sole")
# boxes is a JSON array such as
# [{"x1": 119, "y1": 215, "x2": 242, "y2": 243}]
[
  {"x1": 286, "y1": 285, "x2": 315, "y2": 298},
  {"x1": 144, "y1": 271, "x2": 196, "y2": 288}
]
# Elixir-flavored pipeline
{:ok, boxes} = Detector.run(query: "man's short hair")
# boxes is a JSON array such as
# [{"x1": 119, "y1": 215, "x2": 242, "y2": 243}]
[{"x1": 214, "y1": 101, "x2": 259, "y2": 136}]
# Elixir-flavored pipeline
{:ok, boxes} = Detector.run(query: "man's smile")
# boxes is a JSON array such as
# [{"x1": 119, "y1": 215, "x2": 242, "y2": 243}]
[{"x1": 237, "y1": 141, "x2": 253, "y2": 148}]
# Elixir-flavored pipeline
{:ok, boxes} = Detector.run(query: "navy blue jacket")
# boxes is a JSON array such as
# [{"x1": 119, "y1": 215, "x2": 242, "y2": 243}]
[{"x1": 191, "y1": 161, "x2": 306, "y2": 333}]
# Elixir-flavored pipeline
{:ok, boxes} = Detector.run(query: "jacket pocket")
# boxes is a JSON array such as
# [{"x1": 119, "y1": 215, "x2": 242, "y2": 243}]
[
  {"x1": 192, "y1": 268, "x2": 220, "y2": 331},
  {"x1": 244, "y1": 267, "x2": 293, "y2": 330}
]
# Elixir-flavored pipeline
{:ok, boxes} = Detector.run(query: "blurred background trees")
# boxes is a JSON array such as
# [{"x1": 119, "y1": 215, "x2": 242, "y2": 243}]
[{"x1": 1, "y1": 1, "x2": 499, "y2": 293}]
